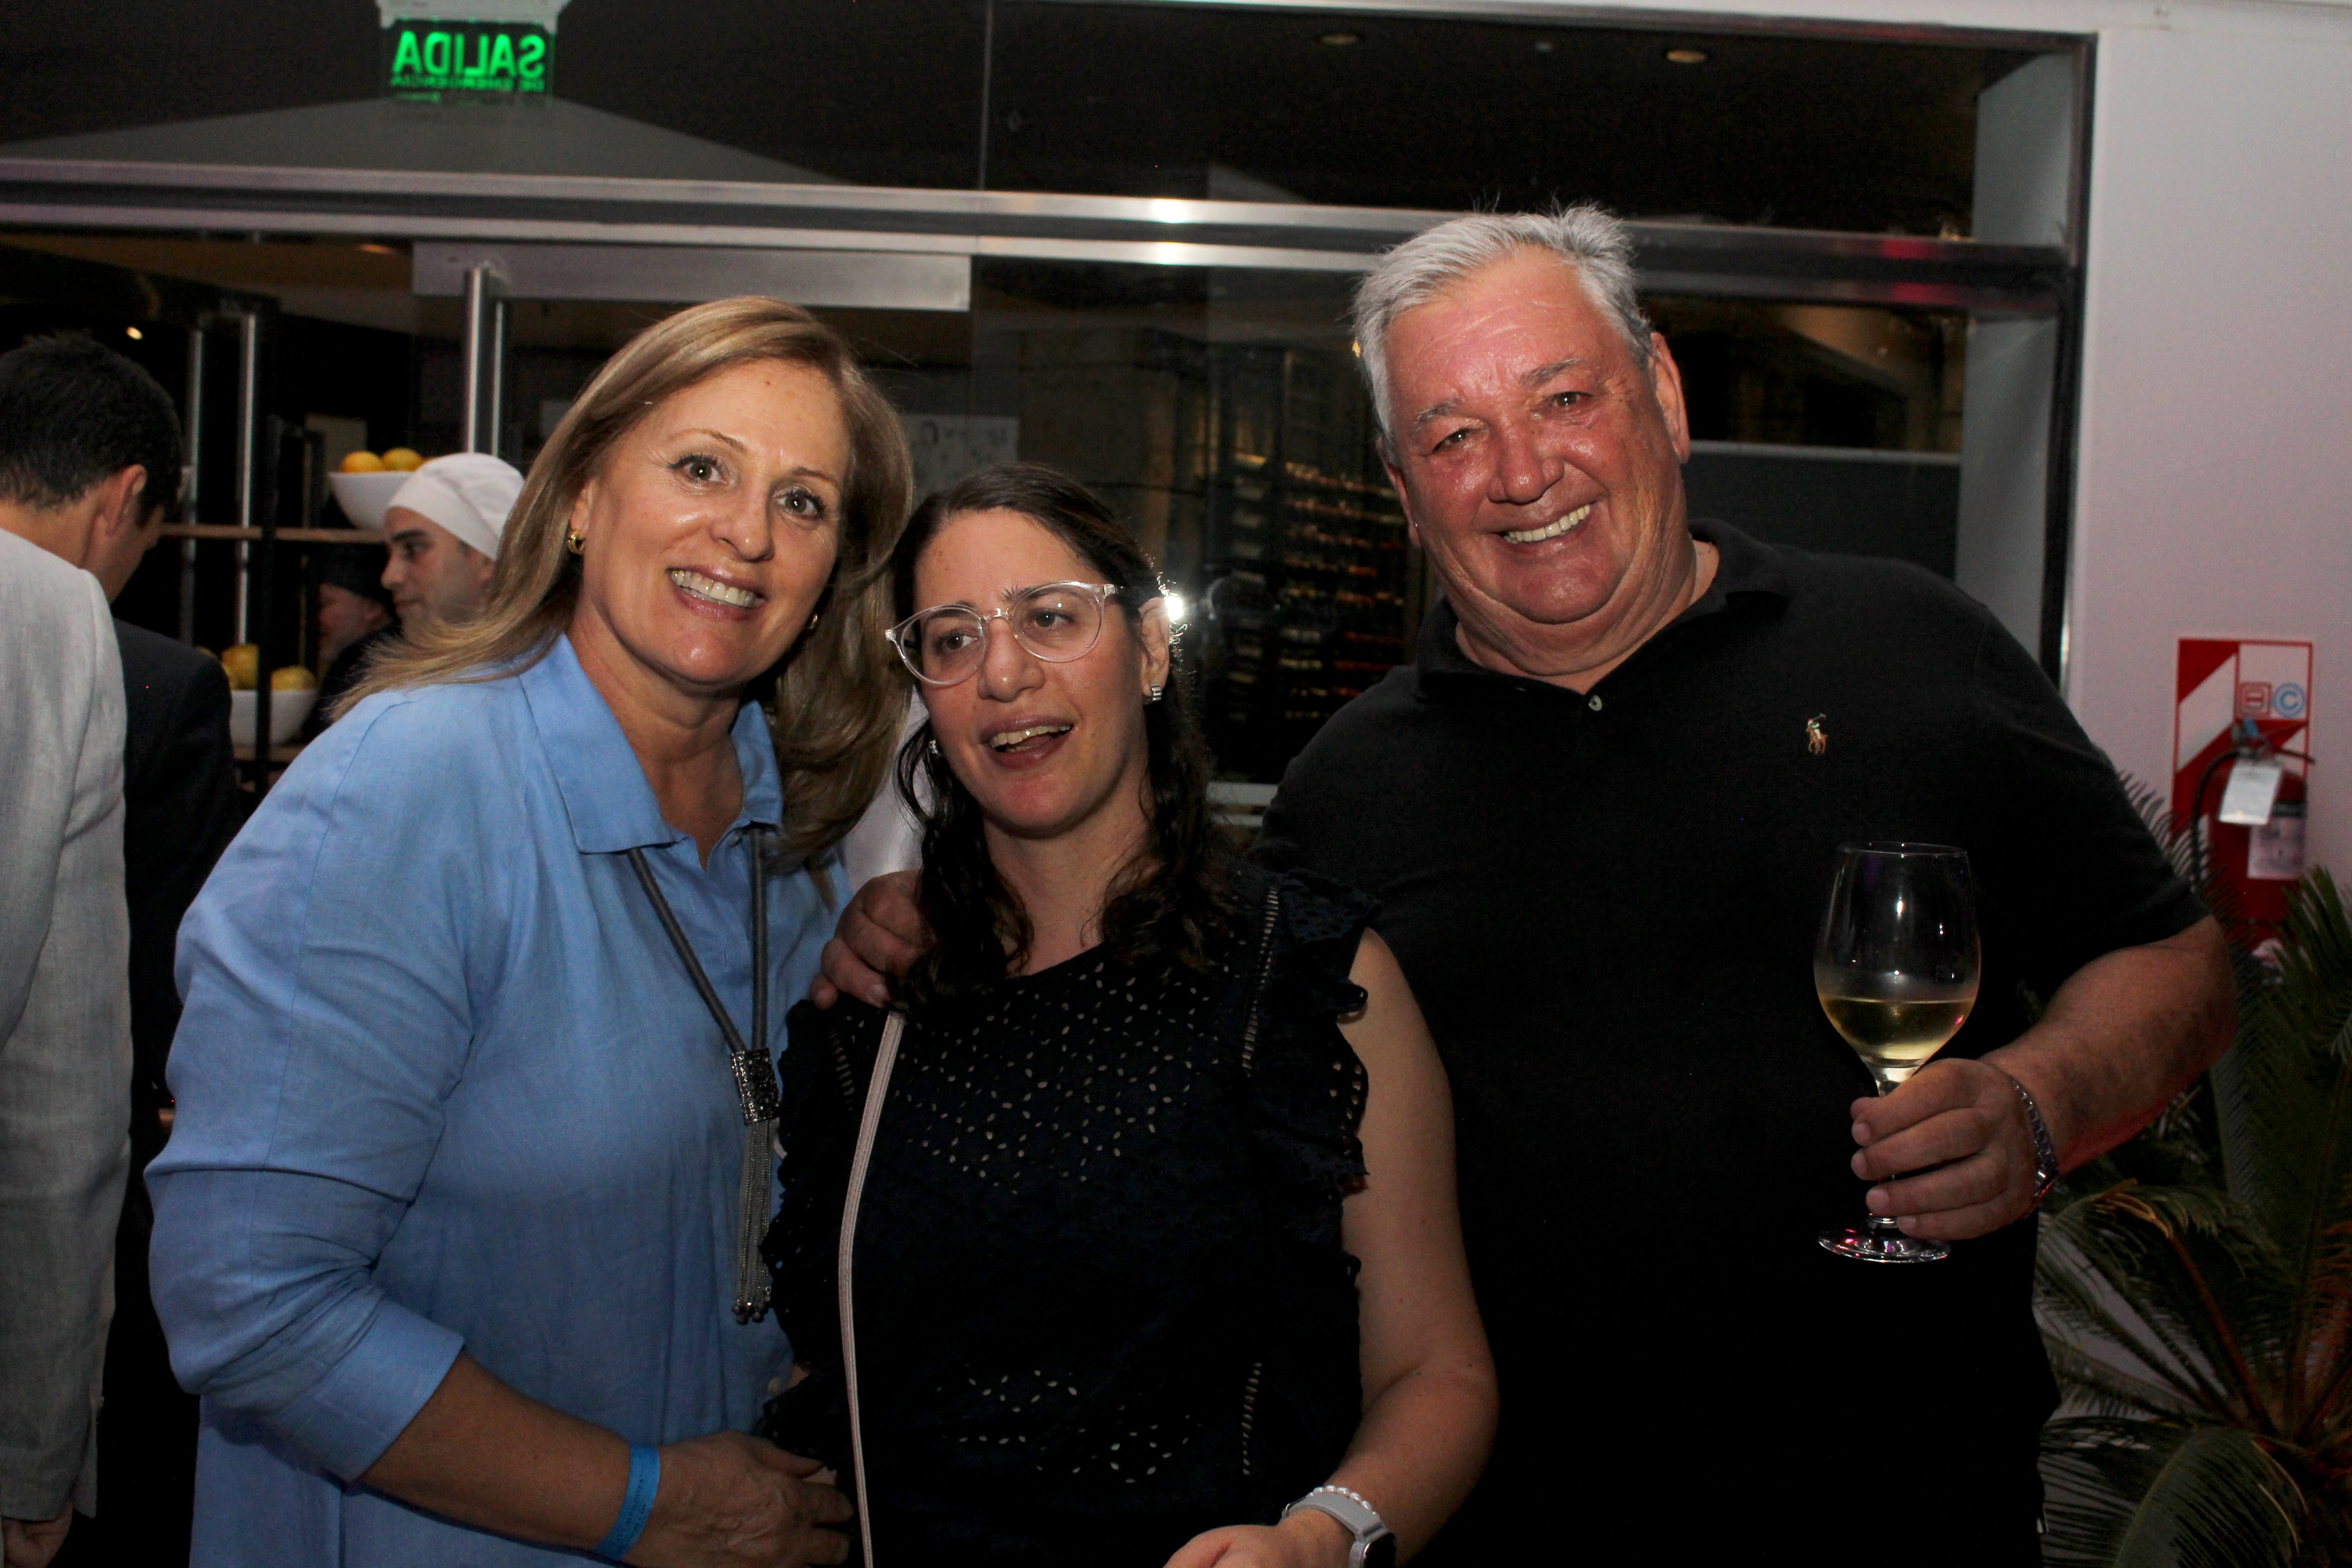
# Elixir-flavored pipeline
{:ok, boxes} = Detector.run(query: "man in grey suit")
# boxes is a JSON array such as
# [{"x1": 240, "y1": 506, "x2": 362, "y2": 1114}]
[
  {"x1": 0, "y1": 334, "x2": 236, "y2": 1568},
  {"x1": 0, "y1": 525, "x2": 129, "y2": 1568}
]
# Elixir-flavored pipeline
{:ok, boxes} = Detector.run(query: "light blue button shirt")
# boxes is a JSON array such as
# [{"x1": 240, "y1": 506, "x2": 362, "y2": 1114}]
[{"x1": 149, "y1": 634, "x2": 831, "y2": 1565}]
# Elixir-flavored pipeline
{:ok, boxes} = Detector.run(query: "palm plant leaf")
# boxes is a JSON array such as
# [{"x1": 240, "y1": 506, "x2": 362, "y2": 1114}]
[
  {"x1": 2119, "y1": 1183, "x2": 2303, "y2": 1396},
  {"x1": 2039, "y1": 1185, "x2": 2292, "y2": 1431},
  {"x1": 2121, "y1": 780, "x2": 2201, "y2": 887},
  {"x1": 2041, "y1": 1419, "x2": 2302, "y2": 1568},
  {"x1": 2244, "y1": 872, "x2": 2352, "y2": 1437},
  {"x1": 2040, "y1": 1335, "x2": 2204, "y2": 1424},
  {"x1": 2211, "y1": 1022, "x2": 2331, "y2": 1270},
  {"x1": 2038, "y1": 1210, "x2": 2231, "y2": 1416},
  {"x1": 2215, "y1": 875, "x2": 2349, "y2": 1287},
  {"x1": 2036, "y1": 836, "x2": 2352, "y2": 1561}
]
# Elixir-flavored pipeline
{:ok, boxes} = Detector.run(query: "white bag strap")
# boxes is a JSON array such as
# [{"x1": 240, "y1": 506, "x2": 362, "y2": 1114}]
[{"x1": 838, "y1": 1009, "x2": 905, "y2": 1567}]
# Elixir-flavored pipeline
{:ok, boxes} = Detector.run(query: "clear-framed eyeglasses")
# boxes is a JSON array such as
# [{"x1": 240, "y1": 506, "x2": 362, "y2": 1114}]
[{"x1": 885, "y1": 581, "x2": 1125, "y2": 686}]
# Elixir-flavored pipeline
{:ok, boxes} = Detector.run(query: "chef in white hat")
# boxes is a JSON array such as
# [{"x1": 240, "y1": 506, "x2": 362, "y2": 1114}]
[{"x1": 380, "y1": 453, "x2": 524, "y2": 631}]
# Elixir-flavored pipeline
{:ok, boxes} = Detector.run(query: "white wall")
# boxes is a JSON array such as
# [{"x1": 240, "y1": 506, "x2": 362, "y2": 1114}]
[{"x1": 2065, "y1": 17, "x2": 2352, "y2": 878}]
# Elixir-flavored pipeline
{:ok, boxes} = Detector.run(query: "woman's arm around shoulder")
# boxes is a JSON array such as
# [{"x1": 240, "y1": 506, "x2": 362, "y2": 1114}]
[{"x1": 1168, "y1": 930, "x2": 1497, "y2": 1567}]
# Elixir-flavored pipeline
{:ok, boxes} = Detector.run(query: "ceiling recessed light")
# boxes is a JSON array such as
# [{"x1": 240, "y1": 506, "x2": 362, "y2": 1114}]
[
  {"x1": 1534, "y1": 39, "x2": 1556, "y2": 53},
  {"x1": 1665, "y1": 47, "x2": 1709, "y2": 65},
  {"x1": 125, "y1": 326, "x2": 143, "y2": 340},
  {"x1": 1319, "y1": 30, "x2": 1362, "y2": 47}
]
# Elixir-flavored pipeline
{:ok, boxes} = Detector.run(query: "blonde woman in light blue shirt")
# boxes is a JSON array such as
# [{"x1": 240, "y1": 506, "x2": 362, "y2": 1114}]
[{"x1": 151, "y1": 297, "x2": 906, "y2": 1568}]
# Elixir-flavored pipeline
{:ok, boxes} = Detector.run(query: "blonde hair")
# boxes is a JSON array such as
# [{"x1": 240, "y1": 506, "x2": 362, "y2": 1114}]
[{"x1": 348, "y1": 295, "x2": 914, "y2": 867}]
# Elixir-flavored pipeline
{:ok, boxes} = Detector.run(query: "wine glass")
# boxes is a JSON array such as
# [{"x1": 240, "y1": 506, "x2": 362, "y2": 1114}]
[{"x1": 1814, "y1": 842, "x2": 1980, "y2": 1264}]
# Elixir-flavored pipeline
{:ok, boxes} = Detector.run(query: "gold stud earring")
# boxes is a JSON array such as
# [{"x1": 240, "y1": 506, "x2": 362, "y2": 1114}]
[
  {"x1": 565, "y1": 527, "x2": 585, "y2": 555},
  {"x1": 1146, "y1": 682, "x2": 1165, "y2": 704}
]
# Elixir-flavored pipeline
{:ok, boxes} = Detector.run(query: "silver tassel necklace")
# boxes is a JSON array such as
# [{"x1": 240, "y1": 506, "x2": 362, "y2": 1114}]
[{"x1": 628, "y1": 828, "x2": 781, "y2": 1324}]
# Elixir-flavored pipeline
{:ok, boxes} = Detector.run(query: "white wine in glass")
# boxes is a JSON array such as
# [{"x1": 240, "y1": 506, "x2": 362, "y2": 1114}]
[
  {"x1": 1814, "y1": 843, "x2": 1980, "y2": 1264},
  {"x1": 1816, "y1": 986, "x2": 1975, "y2": 1084}
]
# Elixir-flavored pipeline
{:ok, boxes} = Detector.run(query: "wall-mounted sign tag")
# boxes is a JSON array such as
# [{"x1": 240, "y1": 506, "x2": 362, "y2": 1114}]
[
  {"x1": 2217, "y1": 758, "x2": 2284, "y2": 826},
  {"x1": 385, "y1": 19, "x2": 551, "y2": 101},
  {"x1": 2249, "y1": 799, "x2": 2308, "y2": 881}
]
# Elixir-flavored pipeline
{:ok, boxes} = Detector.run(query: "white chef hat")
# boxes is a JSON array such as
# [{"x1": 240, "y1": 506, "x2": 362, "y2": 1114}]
[{"x1": 387, "y1": 453, "x2": 525, "y2": 560}]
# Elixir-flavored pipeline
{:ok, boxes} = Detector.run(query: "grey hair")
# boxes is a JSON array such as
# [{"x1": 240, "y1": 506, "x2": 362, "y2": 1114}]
[{"x1": 1352, "y1": 204, "x2": 1653, "y2": 447}]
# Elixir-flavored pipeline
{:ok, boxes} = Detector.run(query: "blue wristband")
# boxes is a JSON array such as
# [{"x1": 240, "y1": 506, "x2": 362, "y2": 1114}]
[{"x1": 596, "y1": 1444, "x2": 661, "y2": 1561}]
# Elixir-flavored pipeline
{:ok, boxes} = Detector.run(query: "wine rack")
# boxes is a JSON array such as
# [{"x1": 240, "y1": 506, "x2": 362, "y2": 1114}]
[{"x1": 1196, "y1": 345, "x2": 1419, "y2": 780}]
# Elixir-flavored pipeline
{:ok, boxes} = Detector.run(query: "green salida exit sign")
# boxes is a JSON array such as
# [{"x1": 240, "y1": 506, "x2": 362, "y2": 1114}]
[{"x1": 384, "y1": 19, "x2": 550, "y2": 101}]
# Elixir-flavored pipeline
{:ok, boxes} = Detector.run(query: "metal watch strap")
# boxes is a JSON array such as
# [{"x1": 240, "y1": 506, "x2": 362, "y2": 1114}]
[
  {"x1": 1999, "y1": 1068, "x2": 2061, "y2": 1205},
  {"x1": 1283, "y1": 1485, "x2": 1393, "y2": 1567}
]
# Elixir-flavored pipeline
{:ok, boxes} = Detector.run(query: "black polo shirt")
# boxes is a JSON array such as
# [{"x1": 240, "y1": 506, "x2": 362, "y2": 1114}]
[{"x1": 1257, "y1": 521, "x2": 2202, "y2": 1560}]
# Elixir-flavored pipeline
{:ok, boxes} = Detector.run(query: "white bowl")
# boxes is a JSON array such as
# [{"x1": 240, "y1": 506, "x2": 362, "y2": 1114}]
[
  {"x1": 326, "y1": 471, "x2": 412, "y2": 531},
  {"x1": 230, "y1": 687, "x2": 318, "y2": 748}
]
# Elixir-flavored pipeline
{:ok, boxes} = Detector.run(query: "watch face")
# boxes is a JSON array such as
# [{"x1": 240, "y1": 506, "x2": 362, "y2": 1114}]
[{"x1": 1360, "y1": 1536, "x2": 1398, "y2": 1568}]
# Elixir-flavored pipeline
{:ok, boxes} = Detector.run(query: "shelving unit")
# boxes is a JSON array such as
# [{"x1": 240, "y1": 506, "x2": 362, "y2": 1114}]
[
  {"x1": 159, "y1": 421, "x2": 371, "y2": 797},
  {"x1": 1197, "y1": 345, "x2": 1422, "y2": 781}
]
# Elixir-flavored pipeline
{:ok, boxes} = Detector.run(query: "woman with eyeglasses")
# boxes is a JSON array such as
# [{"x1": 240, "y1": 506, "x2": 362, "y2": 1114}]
[{"x1": 760, "y1": 464, "x2": 1495, "y2": 1568}]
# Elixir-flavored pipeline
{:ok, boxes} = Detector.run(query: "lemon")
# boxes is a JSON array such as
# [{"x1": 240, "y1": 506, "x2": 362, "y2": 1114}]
[
  {"x1": 381, "y1": 447, "x2": 425, "y2": 472},
  {"x1": 220, "y1": 644, "x2": 260, "y2": 691},
  {"x1": 270, "y1": 665, "x2": 319, "y2": 692},
  {"x1": 340, "y1": 450, "x2": 386, "y2": 474}
]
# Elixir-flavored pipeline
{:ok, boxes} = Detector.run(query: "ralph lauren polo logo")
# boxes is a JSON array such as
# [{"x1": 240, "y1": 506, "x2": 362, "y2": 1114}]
[{"x1": 1806, "y1": 715, "x2": 1828, "y2": 756}]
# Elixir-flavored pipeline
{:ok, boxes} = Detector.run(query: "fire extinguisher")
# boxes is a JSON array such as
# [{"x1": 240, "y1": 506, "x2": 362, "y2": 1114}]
[{"x1": 2189, "y1": 716, "x2": 2313, "y2": 934}]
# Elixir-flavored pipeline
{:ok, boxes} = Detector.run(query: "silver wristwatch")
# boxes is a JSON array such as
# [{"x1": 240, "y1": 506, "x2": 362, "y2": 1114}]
[{"x1": 1283, "y1": 1484, "x2": 1397, "y2": 1568}]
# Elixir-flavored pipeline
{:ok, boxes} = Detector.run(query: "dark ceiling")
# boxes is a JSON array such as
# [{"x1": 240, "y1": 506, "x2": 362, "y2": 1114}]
[{"x1": 0, "y1": 0, "x2": 2053, "y2": 233}]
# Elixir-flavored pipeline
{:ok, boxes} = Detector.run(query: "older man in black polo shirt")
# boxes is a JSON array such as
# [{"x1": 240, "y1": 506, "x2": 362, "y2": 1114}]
[
  {"x1": 820, "y1": 207, "x2": 2233, "y2": 1563},
  {"x1": 1269, "y1": 207, "x2": 2231, "y2": 1562}
]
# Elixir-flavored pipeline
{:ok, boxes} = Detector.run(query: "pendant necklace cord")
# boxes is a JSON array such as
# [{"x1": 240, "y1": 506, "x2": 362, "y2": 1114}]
[
  {"x1": 751, "y1": 828, "x2": 767, "y2": 1096},
  {"x1": 628, "y1": 845, "x2": 758, "y2": 1060},
  {"x1": 628, "y1": 828, "x2": 780, "y2": 1323},
  {"x1": 744, "y1": 829, "x2": 771, "y2": 1322}
]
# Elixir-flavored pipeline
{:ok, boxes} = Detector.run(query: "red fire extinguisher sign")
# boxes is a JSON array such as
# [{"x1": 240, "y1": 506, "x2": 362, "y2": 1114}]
[{"x1": 2173, "y1": 637, "x2": 2313, "y2": 923}]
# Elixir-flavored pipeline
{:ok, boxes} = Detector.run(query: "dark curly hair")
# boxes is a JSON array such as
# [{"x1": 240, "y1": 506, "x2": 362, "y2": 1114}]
[{"x1": 891, "y1": 463, "x2": 1236, "y2": 1011}]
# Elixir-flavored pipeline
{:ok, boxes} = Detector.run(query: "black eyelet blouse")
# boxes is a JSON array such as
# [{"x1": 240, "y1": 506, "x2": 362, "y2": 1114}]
[{"x1": 761, "y1": 863, "x2": 1376, "y2": 1567}]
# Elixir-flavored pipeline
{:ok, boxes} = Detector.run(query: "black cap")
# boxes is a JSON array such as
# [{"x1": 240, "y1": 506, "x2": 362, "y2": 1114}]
[{"x1": 315, "y1": 541, "x2": 394, "y2": 609}]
